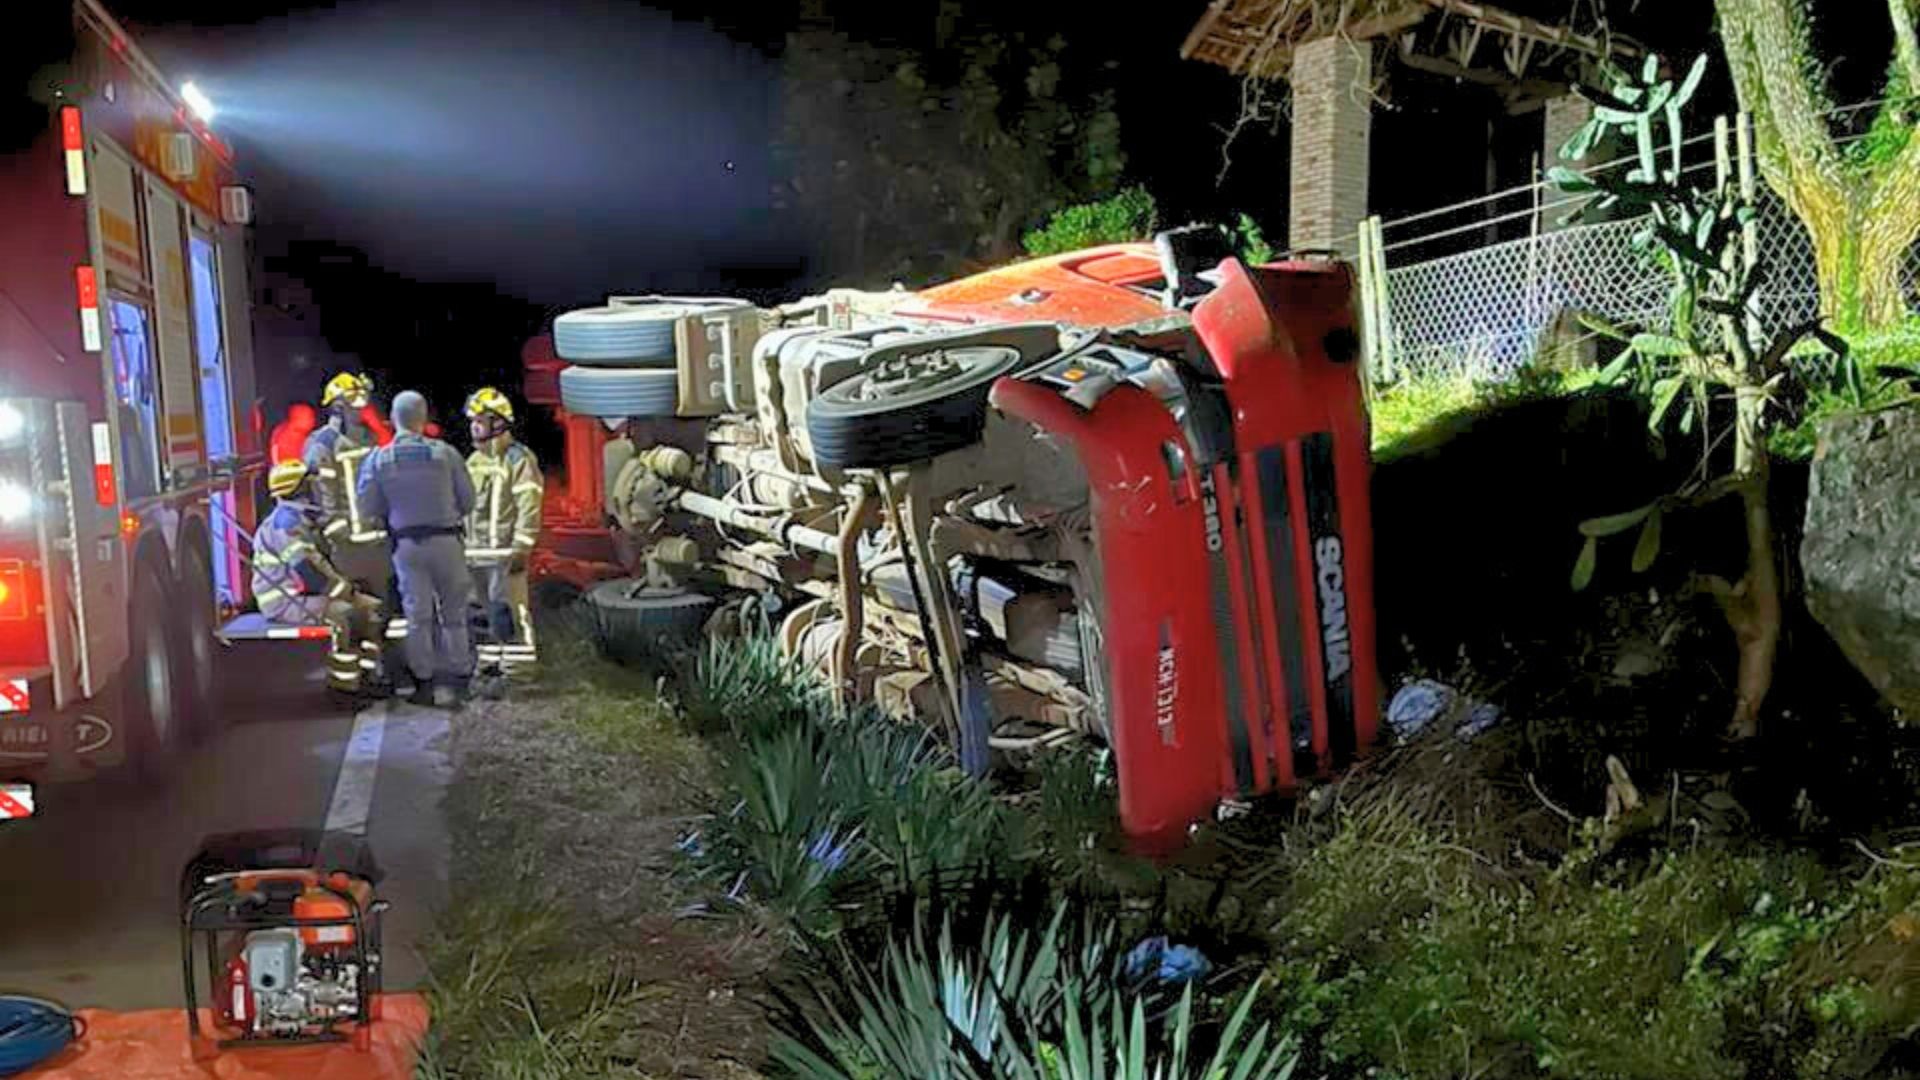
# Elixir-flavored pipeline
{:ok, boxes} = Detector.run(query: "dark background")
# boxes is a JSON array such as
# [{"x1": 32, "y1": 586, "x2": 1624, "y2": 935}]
[{"x1": 6, "y1": 0, "x2": 1895, "y2": 459}]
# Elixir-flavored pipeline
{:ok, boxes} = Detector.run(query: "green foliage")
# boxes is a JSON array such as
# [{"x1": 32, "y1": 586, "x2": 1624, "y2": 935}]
[
  {"x1": 1258, "y1": 776, "x2": 1920, "y2": 1080},
  {"x1": 776, "y1": 25, "x2": 1127, "y2": 284},
  {"x1": 689, "y1": 635, "x2": 1011, "y2": 936},
  {"x1": 773, "y1": 903, "x2": 1297, "y2": 1080},
  {"x1": 1022, "y1": 185, "x2": 1158, "y2": 257},
  {"x1": 1235, "y1": 212, "x2": 1275, "y2": 265},
  {"x1": 1770, "y1": 317, "x2": 1920, "y2": 458},
  {"x1": 1369, "y1": 365, "x2": 1607, "y2": 462},
  {"x1": 1555, "y1": 53, "x2": 1840, "y2": 593}
]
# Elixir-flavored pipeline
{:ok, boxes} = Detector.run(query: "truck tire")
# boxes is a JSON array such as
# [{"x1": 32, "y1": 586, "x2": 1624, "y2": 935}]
[
  {"x1": 126, "y1": 565, "x2": 183, "y2": 786},
  {"x1": 806, "y1": 343, "x2": 1027, "y2": 469},
  {"x1": 585, "y1": 580, "x2": 713, "y2": 663},
  {"x1": 175, "y1": 547, "x2": 223, "y2": 742},
  {"x1": 558, "y1": 366, "x2": 679, "y2": 419},
  {"x1": 552, "y1": 305, "x2": 688, "y2": 366}
]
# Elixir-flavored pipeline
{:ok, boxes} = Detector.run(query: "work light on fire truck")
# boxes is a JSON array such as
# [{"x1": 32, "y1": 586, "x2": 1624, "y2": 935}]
[{"x1": 0, "y1": 483, "x2": 28, "y2": 526}]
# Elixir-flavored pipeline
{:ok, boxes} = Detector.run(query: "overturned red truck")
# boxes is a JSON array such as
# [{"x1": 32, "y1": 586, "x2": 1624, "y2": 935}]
[{"x1": 521, "y1": 228, "x2": 1379, "y2": 847}]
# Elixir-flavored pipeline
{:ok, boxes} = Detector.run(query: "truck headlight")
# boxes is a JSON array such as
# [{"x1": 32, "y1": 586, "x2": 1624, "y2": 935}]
[
  {"x1": 0, "y1": 481, "x2": 30, "y2": 524},
  {"x1": 0, "y1": 404, "x2": 22, "y2": 445}
]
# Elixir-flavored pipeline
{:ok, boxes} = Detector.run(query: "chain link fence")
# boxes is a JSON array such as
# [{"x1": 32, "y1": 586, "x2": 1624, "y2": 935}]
[{"x1": 1371, "y1": 172, "x2": 1918, "y2": 384}]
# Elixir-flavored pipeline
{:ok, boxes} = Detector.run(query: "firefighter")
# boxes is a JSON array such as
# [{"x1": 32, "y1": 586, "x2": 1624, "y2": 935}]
[
  {"x1": 357, "y1": 391, "x2": 476, "y2": 708},
  {"x1": 462, "y1": 387, "x2": 542, "y2": 676},
  {"x1": 304, "y1": 371, "x2": 402, "y2": 647},
  {"x1": 252, "y1": 460, "x2": 385, "y2": 697}
]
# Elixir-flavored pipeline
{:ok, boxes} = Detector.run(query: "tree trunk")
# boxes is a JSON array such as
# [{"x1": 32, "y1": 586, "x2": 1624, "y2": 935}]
[
  {"x1": 1805, "y1": 183, "x2": 1920, "y2": 333},
  {"x1": 1726, "y1": 460, "x2": 1781, "y2": 740}
]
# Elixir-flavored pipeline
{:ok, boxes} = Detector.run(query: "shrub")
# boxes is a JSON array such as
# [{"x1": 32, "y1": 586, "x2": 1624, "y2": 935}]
[
  {"x1": 773, "y1": 902, "x2": 1298, "y2": 1079},
  {"x1": 1022, "y1": 185, "x2": 1157, "y2": 257}
]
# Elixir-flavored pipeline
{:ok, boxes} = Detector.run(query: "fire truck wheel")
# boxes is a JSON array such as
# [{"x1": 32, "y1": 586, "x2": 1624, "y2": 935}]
[
  {"x1": 552, "y1": 305, "x2": 688, "y2": 366},
  {"x1": 585, "y1": 580, "x2": 713, "y2": 663},
  {"x1": 558, "y1": 367, "x2": 679, "y2": 418},
  {"x1": 175, "y1": 553, "x2": 222, "y2": 742},
  {"x1": 806, "y1": 343, "x2": 1027, "y2": 469},
  {"x1": 125, "y1": 566, "x2": 183, "y2": 786}
]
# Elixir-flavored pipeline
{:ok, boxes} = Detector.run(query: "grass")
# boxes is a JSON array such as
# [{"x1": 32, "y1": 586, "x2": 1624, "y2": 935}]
[
  {"x1": 418, "y1": 618, "x2": 775, "y2": 1079},
  {"x1": 424, "y1": 482, "x2": 1920, "y2": 1078},
  {"x1": 1770, "y1": 318, "x2": 1920, "y2": 460},
  {"x1": 1369, "y1": 365, "x2": 1608, "y2": 462}
]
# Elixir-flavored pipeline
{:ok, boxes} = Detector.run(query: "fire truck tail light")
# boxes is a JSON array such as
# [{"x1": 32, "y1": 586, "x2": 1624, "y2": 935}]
[
  {"x1": 121, "y1": 512, "x2": 140, "y2": 537},
  {"x1": 60, "y1": 106, "x2": 85, "y2": 196},
  {"x1": 0, "y1": 569, "x2": 22, "y2": 621}
]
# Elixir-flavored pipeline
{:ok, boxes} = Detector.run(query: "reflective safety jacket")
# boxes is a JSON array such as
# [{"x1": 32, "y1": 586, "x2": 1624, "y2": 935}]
[
  {"x1": 302, "y1": 422, "x2": 386, "y2": 546},
  {"x1": 465, "y1": 439, "x2": 543, "y2": 563},
  {"x1": 250, "y1": 501, "x2": 351, "y2": 618}
]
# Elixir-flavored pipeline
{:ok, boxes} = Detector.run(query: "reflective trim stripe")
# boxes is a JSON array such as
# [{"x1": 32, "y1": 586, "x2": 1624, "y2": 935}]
[
  {"x1": 324, "y1": 520, "x2": 350, "y2": 536},
  {"x1": 513, "y1": 482, "x2": 543, "y2": 495},
  {"x1": 254, "y1": 552, "x2": 283, "y2": 567},
  {"x1": 317, "y1": 467, "x2": 340, "y2": 479},
  {"x1": 331, "y1": 651, "x2": 360, "y2": 663},
  {"x1": 327, "y1": 579, "x2": 349, "y2": 599},
  {"x1": 467, "y1": 547, "x2": 515, "y2": 559},
  {"x1": 513, "y1": 533, "x2": 537, "y2": 547},
  {"x1": 256, "y1": 586, "x2": 287, "y2": 604},
  {"x1": 359, "y1": 658, "x2": 380, "y2": 670}
]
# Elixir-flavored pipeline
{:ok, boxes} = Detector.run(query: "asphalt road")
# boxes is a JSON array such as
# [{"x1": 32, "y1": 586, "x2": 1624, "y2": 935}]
[{"x1": 0, "y1": 642, "x2": 451, "y2": 1011}]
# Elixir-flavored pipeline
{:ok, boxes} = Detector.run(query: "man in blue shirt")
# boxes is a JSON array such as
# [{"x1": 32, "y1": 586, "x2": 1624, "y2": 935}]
[{"x1": 357, "y1": 391, "x2": 475, "y2": 707}]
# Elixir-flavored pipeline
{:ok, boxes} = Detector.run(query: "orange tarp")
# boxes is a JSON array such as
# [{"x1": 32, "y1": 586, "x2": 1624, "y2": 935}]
[{"x1": 23, "y1": 994, "x2": 428, "y2": 1079}]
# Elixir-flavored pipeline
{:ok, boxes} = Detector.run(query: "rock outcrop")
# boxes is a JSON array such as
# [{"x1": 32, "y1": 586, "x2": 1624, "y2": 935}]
[{"x1": 1802, "y1": 406, "x2": 1920, "y2": 719}]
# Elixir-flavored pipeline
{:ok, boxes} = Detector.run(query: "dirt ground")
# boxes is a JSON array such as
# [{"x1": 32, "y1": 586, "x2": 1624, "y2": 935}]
[{"x1": 420, "y1": 633, "x2": 779, "y2": 1079}]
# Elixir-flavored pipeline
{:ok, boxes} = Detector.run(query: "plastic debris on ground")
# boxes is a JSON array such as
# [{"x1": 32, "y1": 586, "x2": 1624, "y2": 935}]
[
  {"x1": 1387, "y1": 679, "x2": 1504, "y2": 742},
  {"x1": 1124, "y1": 936, "x2": 1213, "y2": 986}
]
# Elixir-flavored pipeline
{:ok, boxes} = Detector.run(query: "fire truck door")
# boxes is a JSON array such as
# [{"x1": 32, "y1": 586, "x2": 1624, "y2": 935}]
[
  {"x1": 189, "y1": 229, "x2": 242, "y2": 606},
  {"x1": 141, "y1": 184, "x2": 204, "y2": 480}
]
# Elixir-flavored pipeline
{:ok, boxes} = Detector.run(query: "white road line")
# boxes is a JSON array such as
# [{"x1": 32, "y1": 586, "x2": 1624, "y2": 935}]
[{"x1": 323, "y1": 702, "x2": 387, "y2": 836}]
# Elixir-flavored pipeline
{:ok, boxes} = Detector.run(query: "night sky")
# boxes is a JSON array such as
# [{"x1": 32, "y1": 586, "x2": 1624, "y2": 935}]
[{"x1": 15, "y1": 0, "x2": 1890, "y2": 438}]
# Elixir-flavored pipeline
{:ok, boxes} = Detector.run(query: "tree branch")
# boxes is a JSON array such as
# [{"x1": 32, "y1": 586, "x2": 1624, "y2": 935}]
[
  {"x1": 1891, "y1": 0, "x2": 1920, "y2": 92},
  {"x1": 1716, "y1": 0, "x2": 1839, "y2": 196}
]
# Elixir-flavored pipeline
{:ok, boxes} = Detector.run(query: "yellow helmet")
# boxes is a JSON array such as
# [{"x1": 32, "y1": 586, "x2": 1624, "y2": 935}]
[
  {"x1": 321, "y1": 372, "x2": 374, "y2": 409},
  {"x1": 267, "y1": 459, "x2": 310, "y2": 499},
  {"x1": 464, "y1": 387, "x2": 514, "y2": 425}
]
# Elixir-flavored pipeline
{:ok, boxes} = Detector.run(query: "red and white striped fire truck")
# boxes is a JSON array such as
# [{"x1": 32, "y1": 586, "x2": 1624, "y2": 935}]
[{"x1": 0, "y1": 0, "x2": 273, "y2": 792}]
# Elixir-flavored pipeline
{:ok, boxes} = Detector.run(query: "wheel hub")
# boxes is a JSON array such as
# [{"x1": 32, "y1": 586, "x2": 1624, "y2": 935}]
[{"x1": 853, "y1": 346, "x2": 1017, "y2": 403}]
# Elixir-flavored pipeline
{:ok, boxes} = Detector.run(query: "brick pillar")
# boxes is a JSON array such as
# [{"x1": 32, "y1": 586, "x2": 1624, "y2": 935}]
[
  {"x1": 1288, "y1": 36, "x2": 1371, "y2": 257},
  {"x1": 1542, "y1": 94, "x2": 1594, "y2": 230}
]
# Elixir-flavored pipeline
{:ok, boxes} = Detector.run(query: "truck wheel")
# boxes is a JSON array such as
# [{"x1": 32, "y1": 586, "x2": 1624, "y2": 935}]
[
  {"x1": 553, "y1": 304, "x2": 691, "y2": 366},
  {"x1": 175, "y1": 551, "x2": 223, "y2": 742},
  {"x1": 806, "y1": 343, "x2": 1027, "y2": 469},
  {"x1": 126, "y1": 566, "x2": 182, "y2": 786},
  {"x1": 558, "y1": 366, "x2": 679, "y2": 418},
  {"x1": 585, "y1": 580, "x2": 713, "y2": 663}
]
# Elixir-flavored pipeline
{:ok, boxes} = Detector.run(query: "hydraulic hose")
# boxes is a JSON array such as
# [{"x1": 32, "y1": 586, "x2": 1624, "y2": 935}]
[{"x1": 0, "y1": 996, "x2": 81, "y2": 1076}]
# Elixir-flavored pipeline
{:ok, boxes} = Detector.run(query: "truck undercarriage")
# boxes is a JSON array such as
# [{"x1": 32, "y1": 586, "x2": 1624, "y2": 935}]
[{"x1": 533, "y1": 232, "x2": 1380, "y2": 847}]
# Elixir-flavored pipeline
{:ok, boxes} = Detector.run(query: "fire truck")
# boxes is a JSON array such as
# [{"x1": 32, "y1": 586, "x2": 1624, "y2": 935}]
[{"x1": 0, "y1": 0, "x2": 265, "y2": 789}]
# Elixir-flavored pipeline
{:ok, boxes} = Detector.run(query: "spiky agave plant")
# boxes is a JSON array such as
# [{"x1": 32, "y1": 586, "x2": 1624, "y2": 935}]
[
  {"x1": 691, "y1": 627, "x2": 836, "y2": 742},
  {"x1": 773, "y1": 903, "x2": 1297, "y2": 1080}
]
